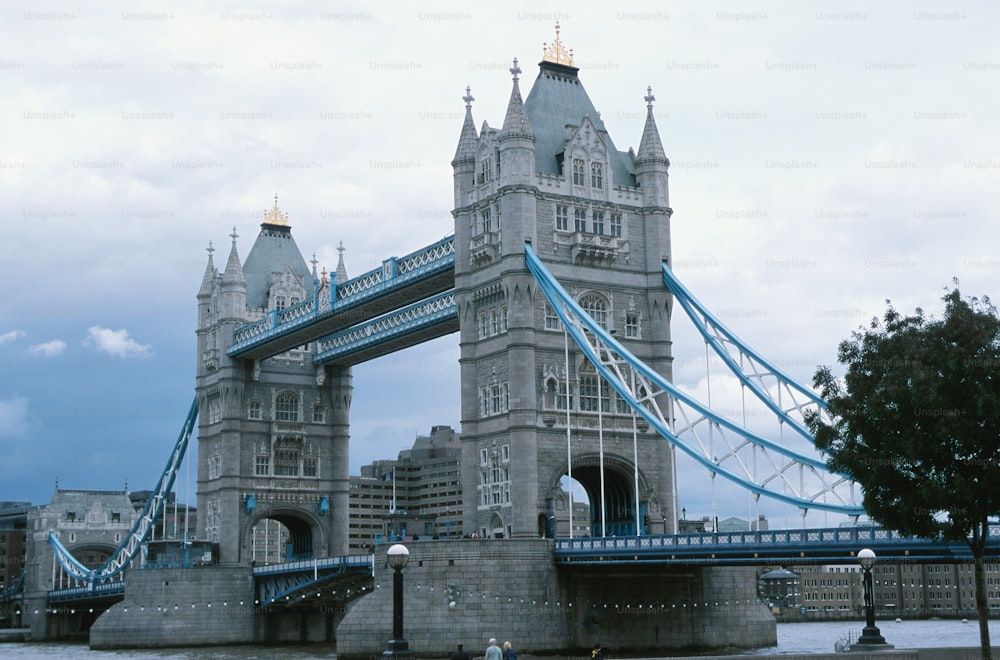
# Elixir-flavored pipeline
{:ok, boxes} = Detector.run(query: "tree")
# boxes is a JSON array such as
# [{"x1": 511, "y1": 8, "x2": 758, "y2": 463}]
[{"x1": 808, "y1": 285, "x2": 1000, "y2": 659}]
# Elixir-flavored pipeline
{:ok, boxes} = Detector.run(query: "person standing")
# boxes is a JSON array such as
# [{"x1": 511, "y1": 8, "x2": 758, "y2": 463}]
[
  {"x1": 503, "y1": 640, "x2": 517, "y2": 660},
  {"x1": 484, "y1": 637, "x2": 502, "y2": 660},
  {"x1": 451, "y1": 643, "x2": 471, "y2": 660},
  {"x1": 592, "y1": 642, "x2": 604, "y2": 660}
]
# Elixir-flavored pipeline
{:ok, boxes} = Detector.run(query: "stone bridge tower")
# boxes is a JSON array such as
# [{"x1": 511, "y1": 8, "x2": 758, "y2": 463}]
[
  {"x1": 452, "y1": 30, "x2": 676, "y2": 539},
  {"x1": 195, "y1": 199, "x2": 350, "y2": 564}
]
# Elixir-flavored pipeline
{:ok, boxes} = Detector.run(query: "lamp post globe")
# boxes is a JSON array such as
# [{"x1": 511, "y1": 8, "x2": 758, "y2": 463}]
[
  {"x1": 383, "y1": 544, "x2": 412, "y2": 658},
  {"x1": 856, "y1": 547, "x2": 890, "y2": 648}
]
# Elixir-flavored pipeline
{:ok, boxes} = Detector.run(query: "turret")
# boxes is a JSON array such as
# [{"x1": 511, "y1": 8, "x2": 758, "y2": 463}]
[
  {"x1": 451, "y1": 87, "x2": 478, "y2": 207},
  {"x1": 635, "y1": 87, "x2": 671, "y2": 210},
  {"x1": 218, "y1": 226, "x2": 247, "y2": 323},
  {"x1": 498, "y1": 59, "x2": 536, "y2": 189}
]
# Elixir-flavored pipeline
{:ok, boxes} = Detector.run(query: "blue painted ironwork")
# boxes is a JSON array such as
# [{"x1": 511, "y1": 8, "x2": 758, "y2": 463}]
[
  {"x1": 254, "y1": 554, "x2": 373, "y2": 607},
  {"x1": 662, "y1": 262, "x2": 824, "y2": 443},
  {"x1": 554, "y1": 525, "x2": 1000, "y2": 565},
  {"x1": 47, "y1": 581, "x2": 126, "y2": 604},
  {"x1": 313, "y1": 291, "x2": 456, "y2": 365},
  {"x1": 48, "y1": 398, "x2": 199, "y2": 586},
  {"x1": 525, "y1": 243, "x2": 862, "y2": 515},
  {"x1": 228, "y1": 236, "x2": 455, "y2": 358}
]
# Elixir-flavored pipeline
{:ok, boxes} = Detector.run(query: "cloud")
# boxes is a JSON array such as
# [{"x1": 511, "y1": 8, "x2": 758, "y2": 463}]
[
  {"x1": 0, "y1": 396, "x2": 29, "y2": 438},
  {"x1": 0, "y1": 330, "x2": 26, "y2": 345},
  {"x1": 28, "y1": 340, "x2": 67, "y2": 358},
  {"x1": 84, "y1": 326, "x2": 153, "y2": 358}
]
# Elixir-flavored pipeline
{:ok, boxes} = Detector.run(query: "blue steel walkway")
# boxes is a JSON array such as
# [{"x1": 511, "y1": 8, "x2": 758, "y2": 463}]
[{"x1": 554, "y1": 525, "x2": 1000, "y2": 566}]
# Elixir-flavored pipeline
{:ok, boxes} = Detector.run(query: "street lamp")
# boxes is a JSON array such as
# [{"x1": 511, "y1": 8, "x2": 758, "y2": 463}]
[
  {"x1": 855, "y1": 548, "x2": 891, "y2": 648},
  {"x1": 383, "y1": 544, "x2": 412, "y2": 658}
]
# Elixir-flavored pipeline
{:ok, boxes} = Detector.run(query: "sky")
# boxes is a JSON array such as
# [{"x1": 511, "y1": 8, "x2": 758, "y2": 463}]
[{"x1": 2, "y1": 1, "x2": 998, "y2": 529}]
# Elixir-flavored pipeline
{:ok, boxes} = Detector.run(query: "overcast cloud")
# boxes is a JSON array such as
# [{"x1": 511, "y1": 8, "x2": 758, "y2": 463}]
[{"x1": 1, "y1": 1, "x2": 998, "y2": 529}]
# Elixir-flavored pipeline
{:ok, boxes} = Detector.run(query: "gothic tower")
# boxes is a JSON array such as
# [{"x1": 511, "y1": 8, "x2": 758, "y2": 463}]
[
  {"x1": 452, "y1": 29, "x2": 675, "y2": 539},
  {"x1": 195, "y1": 198, "x2": 350, "y2": 564}
]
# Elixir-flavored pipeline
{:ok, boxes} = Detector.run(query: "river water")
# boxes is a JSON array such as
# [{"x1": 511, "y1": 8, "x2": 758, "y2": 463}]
[{"x1": 3, "y1": 619, "x2": 999, "y2": 658}]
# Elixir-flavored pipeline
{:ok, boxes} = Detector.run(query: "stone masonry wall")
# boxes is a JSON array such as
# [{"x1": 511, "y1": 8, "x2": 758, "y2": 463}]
[
  {"x1": 336, "y1": 539, "x2": 776, "y2": 657},
  {"x1": 89, "y1": 565, "x2": 254, "y2": 649}
]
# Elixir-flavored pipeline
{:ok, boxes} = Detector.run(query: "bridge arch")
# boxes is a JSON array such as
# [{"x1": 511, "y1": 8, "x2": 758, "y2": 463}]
[
  {"x1": 242, "y1": 508, "x2": 324, "y2": 564},
  {"x1": 548, "y1": 453, "x2": 653, "y2": 538}
]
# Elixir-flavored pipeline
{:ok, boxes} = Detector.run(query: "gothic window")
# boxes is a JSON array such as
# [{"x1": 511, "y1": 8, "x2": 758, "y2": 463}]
[
  {"x1": 478, "y1": 312, "x2": 489, "y2": 340},
  {"x1": 480, "y1": 159, "x2": 492, "y2": 183},
  {"x1": 290, "y1": 297, "x2": 300, "y2": 306},
  {"x1": 480, "y1": 207, "x2": 492, "y2": 234},
  {"x1": 255, "y1": 455, "x2": 270, "y2": 476},
  {"x1": 303, "y1": 457, "x2": 318, "y2": 477},
  {"x1": 610, "y1": 213, "x2": 623, "y2": 238},
  {"x1": 572, "y1": 159, "x2": 585, "y2": 185},
  {"x1": 593, "y1": 210, "x2": 605, "y2": 235},
  {"x1": 275, "y1": 296, "x2": 286, "y2": 311},
  {"x1": 495, "y1": 148, "x2": 501, "y2": 178},
  {"x1": 625, "y1": 312, "x2": 640, "y2": 338},
  {"x1": 579, "y1": 294, "x2": 609, "y2": 329},
  {"x1": 591, "y1": 162, "x2": 603, "y2": 189},
  {"x1": 579, "y1": 371, "x2": 610, "y2": 413},
  {"x1": 555, "y1": 205, "x2": 568, "y2": 231},
  {"x1": 275, "y1": 392, "x2": 299, "y2": 422},
  {"x1": 479, "y1": 382, "x2": 510, "y2": 417},
  {"x1": 478, "y1": 443, "x2": 511, "y2": 510},
  {"x1": 248, "y1": 400, "x2": 262, "y2": 420},
  {"x1": 544, "y1": 302, "x2": 561, "y2": 330},
  {"x1": 574, "y1": 208, "x2": 587, "y2": 233},
  {"x1": 312, "y1": 404, "x2": 326, "y2": 423},
  {"x1": 208, "y1": 453, "x2": 221, "y2": 480},
  {"x1": 208, "y1": 396, "x2": 222, "y2": 424},
  {"x1": 275, "y1": 449, "x2": 299, "y2": 476}
]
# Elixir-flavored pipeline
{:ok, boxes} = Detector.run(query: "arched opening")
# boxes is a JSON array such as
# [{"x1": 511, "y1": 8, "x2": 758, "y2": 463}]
[
  {"x1": 487, "y1": 511, "x2": 505, "y2": 539},
  {"x1": 247, "y1": 513, "x2": 314, "y2": 564},
  {"x1": 555, "y1": 461, "x2": 647, "y2": 538}
]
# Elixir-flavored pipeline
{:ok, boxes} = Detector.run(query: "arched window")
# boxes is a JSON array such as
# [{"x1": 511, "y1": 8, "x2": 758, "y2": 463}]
[
  {"x1": 591, "y1": 162, "x2": 603, "y2": 189},
  {"x1": 275, "y1": 392, "x2": 299, "y2": 422},
  {"x1": 579, "y1": 294, "x2": 608, "y2": 330}
]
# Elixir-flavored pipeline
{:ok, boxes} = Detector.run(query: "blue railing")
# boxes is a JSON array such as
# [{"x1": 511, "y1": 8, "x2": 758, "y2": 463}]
[
  {"x1": 229, "y1": 235, "x2": 455, "y2": 356},
  {"x1": 553, "y1": 525, "x2": 1000, "y2": 565}
]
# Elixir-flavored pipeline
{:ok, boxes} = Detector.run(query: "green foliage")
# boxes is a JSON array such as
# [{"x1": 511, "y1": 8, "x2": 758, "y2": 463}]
[{"x1": 808, "y1": 285, "x2": 1000, "y2": 550}]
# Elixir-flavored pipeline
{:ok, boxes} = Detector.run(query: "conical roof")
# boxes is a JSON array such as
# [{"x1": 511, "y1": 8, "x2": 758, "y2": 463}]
[
  {"x1": 523, "y1": 59, "x2": 634, "y2": 186},
  {"x1": 242, "y1": 197, "x2": 311, "y2": 309}
]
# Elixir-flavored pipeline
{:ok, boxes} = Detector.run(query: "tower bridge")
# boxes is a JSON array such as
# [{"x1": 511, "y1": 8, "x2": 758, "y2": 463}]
[{"x1": 12, "y1": 27, "x2": 984, "y2": 657}]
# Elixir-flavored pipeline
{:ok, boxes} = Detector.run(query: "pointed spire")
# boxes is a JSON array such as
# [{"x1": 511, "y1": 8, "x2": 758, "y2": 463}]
[
  {"x1": 335, "y1": 240, "x2": 348, "y2": 284},
  {"x1": 501, "y1": 58, "x2": 534, "y2": 142},
  {"x1": 636, "y1": 86, "x2": 668, "y2": 166},
  {"x1": 222, "y1": 225, "x2": 245, "y2": 284},
  {"x1": 198, "y1": 240, "x2": 217, "y2": 297},
  {"x1": 452, "y1": 85, "x2": 478, "y2": 165}
]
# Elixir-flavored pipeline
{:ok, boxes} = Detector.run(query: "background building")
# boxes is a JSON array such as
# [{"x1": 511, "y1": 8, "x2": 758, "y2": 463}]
[{"x1": 348, "y1": 425, "x2": 462, "y2": 553}]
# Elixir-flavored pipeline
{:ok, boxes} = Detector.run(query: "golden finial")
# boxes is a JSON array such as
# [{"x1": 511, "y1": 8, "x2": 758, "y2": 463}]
[
  {"x1": 541, "y1": 21, "x2": 574, "y2": 66},
  {"x1": 263, "y1": 192, "x2": 289, "y2": 226}
]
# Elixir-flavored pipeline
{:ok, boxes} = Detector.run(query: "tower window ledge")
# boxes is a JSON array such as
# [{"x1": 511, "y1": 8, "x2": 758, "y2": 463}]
[{"x1": 272, "y1": 421, "x2": 305, "y2": 435}]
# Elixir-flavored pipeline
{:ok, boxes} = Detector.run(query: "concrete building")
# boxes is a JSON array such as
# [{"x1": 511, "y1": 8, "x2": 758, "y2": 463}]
[{"x1": 348, "y1": 425, "x2": 463, "y2": 552}]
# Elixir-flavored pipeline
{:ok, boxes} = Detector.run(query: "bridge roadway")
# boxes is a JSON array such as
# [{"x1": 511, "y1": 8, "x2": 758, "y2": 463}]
[
  {"x1": 40, "y1": 526, "x2": 1000, "y2": 609},
  {"x1": 555, "y1": 525, "x2": 1000, "y2": 566},
  {"x1": 227, "y1": 236, "x2": 455, "y2": 363}
]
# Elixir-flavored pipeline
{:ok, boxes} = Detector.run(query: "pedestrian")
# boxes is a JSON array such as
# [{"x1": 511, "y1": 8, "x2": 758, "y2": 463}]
[
  {"x1": 451, "y1": 643, "x2": 471, "y2": 660},
  {"x1": 591, "y1": 642, "x2": 603, "y2": 660},
  {"x1": 503, "y1": 640, "x2": 517, "y2": 660},
  {"x1": 484, "y1": 637, "x2": 502, "y2": 660}
]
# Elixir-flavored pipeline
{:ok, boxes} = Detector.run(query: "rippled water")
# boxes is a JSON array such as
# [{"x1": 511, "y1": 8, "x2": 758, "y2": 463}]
[{"x1": 3, "y1": 619, "x2": 1000, "y2": 658}]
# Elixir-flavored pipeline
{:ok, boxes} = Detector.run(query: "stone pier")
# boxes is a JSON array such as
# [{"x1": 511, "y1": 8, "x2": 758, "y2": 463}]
[{"x1": 336, "y1": 539, "x2": 775, "y2": 657}]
